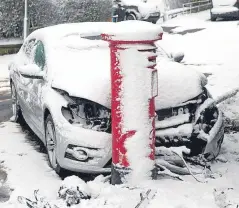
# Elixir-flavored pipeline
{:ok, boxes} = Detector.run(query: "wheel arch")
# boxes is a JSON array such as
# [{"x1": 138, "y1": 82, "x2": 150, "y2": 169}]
[
  {"x1": 44, "y1": 107, "x2": 51, "y2": 123},
  {"x1": 125, "y1": 9, "x2": 140, "y2": 19}
]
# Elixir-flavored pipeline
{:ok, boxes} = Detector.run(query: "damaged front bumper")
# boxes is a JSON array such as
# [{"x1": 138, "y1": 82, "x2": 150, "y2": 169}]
[
  {"x1": 55, "y1": 118, "x2": 112, "y2": 173},
  {"x1": 155, "y1": 92, "x2": 224, "y2": 160}
]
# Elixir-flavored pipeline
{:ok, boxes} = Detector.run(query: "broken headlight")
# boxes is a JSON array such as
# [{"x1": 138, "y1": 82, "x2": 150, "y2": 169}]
[{"x1": 61, "y1": 98, "x2": 111, "y2": 133}]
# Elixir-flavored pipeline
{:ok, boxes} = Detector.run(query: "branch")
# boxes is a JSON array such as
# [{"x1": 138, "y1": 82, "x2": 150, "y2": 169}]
[{"x1": 214, "y1": 88, "x2": 239, "y2": 105}]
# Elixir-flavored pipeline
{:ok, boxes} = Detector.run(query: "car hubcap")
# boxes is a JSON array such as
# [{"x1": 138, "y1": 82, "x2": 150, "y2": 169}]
[{"x1": 46, "y1": 121, "x2": 57, "y2": 169}]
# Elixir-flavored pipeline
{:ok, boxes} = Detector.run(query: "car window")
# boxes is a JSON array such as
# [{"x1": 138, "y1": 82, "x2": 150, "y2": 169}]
[
  {"x1": 22, "y1": 39, "x2": 36, "y2": 57},
  {"x1": 34, "y1": 41, "x2": 46, "y2": 70}
]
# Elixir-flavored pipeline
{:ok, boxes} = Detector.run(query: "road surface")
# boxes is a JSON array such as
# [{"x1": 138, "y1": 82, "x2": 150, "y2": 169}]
[{"x1": 0, "y1": 89, "x2": 11, "y2": 123}]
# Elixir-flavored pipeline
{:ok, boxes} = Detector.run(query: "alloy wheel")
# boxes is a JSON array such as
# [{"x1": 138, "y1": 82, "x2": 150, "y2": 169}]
[{"x1": 46, "y1": 120, "x2": 57, "y2": 169}]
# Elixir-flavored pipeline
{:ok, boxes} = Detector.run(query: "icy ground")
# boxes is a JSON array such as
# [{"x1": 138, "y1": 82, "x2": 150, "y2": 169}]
[{"x1": 1, "y1": 10, "x2": 239, "y2": 207}]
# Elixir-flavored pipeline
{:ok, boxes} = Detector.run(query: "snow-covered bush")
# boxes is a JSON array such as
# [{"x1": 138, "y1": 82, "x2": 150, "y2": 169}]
[
  {"x1": 0, "y1": 0, "x2": 24, "y2": 38},
  {"x1": 0, "y1": 0, "x2": 112, "y2": 39}
]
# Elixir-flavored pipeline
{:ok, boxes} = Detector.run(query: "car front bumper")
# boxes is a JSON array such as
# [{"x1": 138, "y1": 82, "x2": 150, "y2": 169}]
[
  {"x1": 143, "y1": 16, "x2": 160, "y2": 23},
  {"x1": 142, "y1": 12, "x2": 160, "y2": 23},
  {"x1": 55, "y1": 122, "x2": 112, "y2": 173}
]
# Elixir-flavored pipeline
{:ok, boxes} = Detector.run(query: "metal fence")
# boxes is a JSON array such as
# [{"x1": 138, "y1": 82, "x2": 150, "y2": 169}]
[
  {"x1": 163, "y1": 0, "x2": 212, "y2": 21},
  {"x1": 183, "y1": 0, "x2": 212, "y2": 14}
]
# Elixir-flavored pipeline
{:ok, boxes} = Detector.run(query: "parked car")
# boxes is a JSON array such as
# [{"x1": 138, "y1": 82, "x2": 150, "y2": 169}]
[
  {"x1": 113, "y1": 0, "x2": 161, "y2": 23},
  {"x1": 9, "y1": 22, "x2": 224, "y2": 174},
  {"x1": 210, "y1": 0, "x2": 239, "y2": 21}
]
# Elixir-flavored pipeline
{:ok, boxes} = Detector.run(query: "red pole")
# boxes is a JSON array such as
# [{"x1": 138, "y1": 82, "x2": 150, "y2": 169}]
[{"x1": 102, "y1": 31, "x2": 163, "y2": 185}]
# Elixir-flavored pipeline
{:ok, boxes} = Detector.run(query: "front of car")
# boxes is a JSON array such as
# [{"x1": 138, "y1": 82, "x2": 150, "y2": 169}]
[
  {"x1": 43, "y1": 31, "x2": 113, "y2": 173},
  {"x1": 211, "y1": 0, "x2": 239, "y2": 20},
  {"x1": 155, "y1": 56, "x2": 224, "y2": 160},
  {"x1": 44, "y1": 24, "x2": 224, "y2": 174},
  {"x1": 120, "y1": 0, "x2": 161, "y2": 23}
]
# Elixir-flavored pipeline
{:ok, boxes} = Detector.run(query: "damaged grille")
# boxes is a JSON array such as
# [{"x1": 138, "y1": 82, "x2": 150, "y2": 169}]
[{"x1": 155, "y1": 90, "x2": 209, "y2": 148}]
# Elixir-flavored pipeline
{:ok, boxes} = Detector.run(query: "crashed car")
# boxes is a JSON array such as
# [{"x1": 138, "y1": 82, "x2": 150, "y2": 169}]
[
  {"x1": 210, "y1": 0, "x2": 239, "y2": 21},
  {"x1": 155, "y1": 47, "x2": 224, "y2": 160},
  {"x1": 9, "y1": 22, "x2": 224, "y2": 174},
  {"x1": 113, "y1": 0, "x2": 161, "y2": 23}
]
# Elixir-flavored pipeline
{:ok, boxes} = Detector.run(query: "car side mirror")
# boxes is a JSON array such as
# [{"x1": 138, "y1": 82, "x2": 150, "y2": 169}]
[
  {"x1": 18, "y1": 64, "x2": 44, "y2": 79},
  {"x1": 171, "y1": 52, "x2": 185, "y2": 63}
]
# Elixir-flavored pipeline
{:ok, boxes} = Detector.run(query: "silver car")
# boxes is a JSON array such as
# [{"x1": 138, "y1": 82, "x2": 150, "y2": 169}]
[{"x1": 9, "y1": 22, "x2": 224, "y2": 175}]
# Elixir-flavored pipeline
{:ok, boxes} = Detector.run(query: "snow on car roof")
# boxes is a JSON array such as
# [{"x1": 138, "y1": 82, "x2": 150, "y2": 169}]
[{"x1": 27, "y1": 21, "x2": 163, "y2": 44}]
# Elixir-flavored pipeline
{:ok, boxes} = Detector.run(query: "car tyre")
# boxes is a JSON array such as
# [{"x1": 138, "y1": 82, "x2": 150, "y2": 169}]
[
  {"x1": 211, "y1": 15, "x2": 217, "y2": 21},
  {"x1": 10, "y1": 82, "x2": 22, "y2": 123},
  {"x1": 126, "y1": 13, "x2": 137, "y2": 20},
  {"x1": 45, "y1": 114, "x2": 62, "y2": 174}
]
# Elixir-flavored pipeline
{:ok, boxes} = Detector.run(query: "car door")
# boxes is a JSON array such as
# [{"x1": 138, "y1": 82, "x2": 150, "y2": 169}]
[
  {"x1": 14, "y1": 39, "x2": 36, "y2": 121},
  {"x1": 30, "y1": 40, "x2": 47, "y2": 134}
]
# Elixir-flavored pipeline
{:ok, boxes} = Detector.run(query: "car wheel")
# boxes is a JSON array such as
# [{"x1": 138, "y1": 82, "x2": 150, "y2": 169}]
[
  {"x1": 45, "y1": 114, "x2": 62, "y2": 174},
  {"x1": 211, "y1": 15, "x2": 217, "y2": 21},
  {"x1": 126, "y1": 13, "x2": 137, "y2": 20},
  {"x1": 10, "y1": 82, "x2": 22, "y2": 123}
]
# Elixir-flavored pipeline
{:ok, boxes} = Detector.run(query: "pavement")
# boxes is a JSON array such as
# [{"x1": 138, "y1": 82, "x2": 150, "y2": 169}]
[
  {"x1": 0, "y1": 89, "x2": 11, "y2": 123},
  {"x1": 0, "y1": 80, "x2": 11, "y2": 203}
]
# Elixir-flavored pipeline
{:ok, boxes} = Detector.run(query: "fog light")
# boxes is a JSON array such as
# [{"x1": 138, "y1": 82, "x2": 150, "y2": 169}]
[{"x1": 72, "y1": 148, "x2": 88, "y2": 161}]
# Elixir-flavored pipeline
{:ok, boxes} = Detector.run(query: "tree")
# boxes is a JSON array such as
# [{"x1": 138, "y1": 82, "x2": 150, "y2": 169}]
[{"x1": 0, "y1": 0, "x2": 112, "y2": 39}]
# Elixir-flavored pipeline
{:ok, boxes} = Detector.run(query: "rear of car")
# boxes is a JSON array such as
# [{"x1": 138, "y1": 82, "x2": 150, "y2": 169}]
[{"x1": 211, "y1": 0, "x2": 239, "y2": 21}]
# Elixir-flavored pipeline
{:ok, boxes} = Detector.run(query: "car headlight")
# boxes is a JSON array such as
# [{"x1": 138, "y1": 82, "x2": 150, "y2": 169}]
[
  {"x1": 61, "y1": 97, "x2": 111, "y2": 133},
  {"x1": 150, "y1": 12, "x2": 160, "y2": 17}
]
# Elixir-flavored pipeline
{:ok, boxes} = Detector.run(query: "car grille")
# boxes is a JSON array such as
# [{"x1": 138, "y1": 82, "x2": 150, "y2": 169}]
[
  {"x1": 156, "y1": 91, "x2": 208, "y2": 124},
  {"x1": 155, "y1": 90, "x2": 209, "y2": 147}
]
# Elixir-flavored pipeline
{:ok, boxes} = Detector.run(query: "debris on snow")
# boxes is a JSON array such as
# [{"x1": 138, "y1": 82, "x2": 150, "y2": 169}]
[{"x1": 58, "y1": 176, "x2": 91, "y2": 206}]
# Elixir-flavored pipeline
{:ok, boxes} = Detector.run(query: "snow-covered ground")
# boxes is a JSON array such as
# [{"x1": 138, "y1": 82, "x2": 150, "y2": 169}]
[
  {"x1": 1, "y1": 10, "x2": 239, "y2": 207},
  {"x1": 0, "y1": 122, "x2": 62, "y2": 207}
]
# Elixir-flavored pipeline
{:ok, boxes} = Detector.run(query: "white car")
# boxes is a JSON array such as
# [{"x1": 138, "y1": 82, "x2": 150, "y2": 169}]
[
  {"x1": 210, "y1": 0, "x2": 239, "y2": 21},
  {"x1": 9, "y1": 22, "x2": 224, "y2": 174}
]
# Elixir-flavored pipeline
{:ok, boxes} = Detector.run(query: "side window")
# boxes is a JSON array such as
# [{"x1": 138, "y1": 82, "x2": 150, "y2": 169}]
[
  {"x1": 34, "y1": 41, "x2": 46, "y2": 70},
  {"x1": 22, "y1": 39, "x2": 36, "y2": 57}
]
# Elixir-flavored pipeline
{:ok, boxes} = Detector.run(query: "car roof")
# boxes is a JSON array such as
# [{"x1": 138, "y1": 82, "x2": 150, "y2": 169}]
[{"x1": 26, "y1": 21, "x2": 163, "y2": 46}]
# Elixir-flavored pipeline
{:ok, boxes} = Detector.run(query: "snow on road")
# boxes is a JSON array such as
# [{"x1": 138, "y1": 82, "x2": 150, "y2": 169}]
[
  {"x1": 0, "y1": 122, "x2": 61, "y2": 207},
  {"x1": 0, "y1": 121, "x2": 239, "y2": 207}
]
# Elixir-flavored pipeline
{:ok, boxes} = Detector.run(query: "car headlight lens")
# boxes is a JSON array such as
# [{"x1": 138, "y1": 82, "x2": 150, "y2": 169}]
[
  {"x1": 61, "y1": 98, "x2": 111, "y2": 133},
  {"x1": 150, "y1": 12, "x2": 160, "y2": 17}
]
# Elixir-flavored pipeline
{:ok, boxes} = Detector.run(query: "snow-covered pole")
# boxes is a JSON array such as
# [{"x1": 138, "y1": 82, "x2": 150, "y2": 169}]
[
  {"x1": 102, "y1": 21, "x2": 163, "y2": 185},
  {"x1": 23, "y1": 0, "x2": 28, "y2": 40}
]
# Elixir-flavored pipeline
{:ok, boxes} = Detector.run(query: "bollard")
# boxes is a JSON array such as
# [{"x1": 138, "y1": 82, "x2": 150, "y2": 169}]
[{"x1": 102, "y1": 22, "x2": 163, "y2": 185}]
